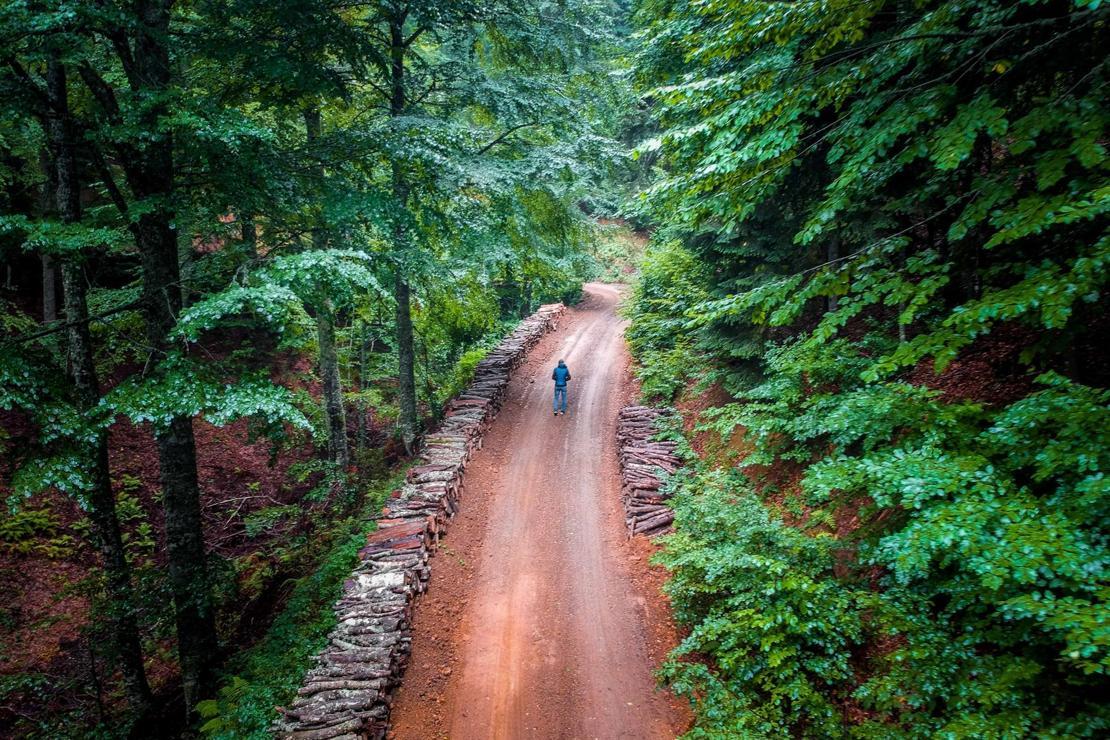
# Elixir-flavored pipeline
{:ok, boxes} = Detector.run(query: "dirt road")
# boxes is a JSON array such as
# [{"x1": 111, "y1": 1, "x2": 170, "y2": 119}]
[{"x1": 390, "y1": 283, "x2": 688, "y2": 739}]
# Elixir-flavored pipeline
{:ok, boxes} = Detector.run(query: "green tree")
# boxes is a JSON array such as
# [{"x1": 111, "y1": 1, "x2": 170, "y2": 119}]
[
  {"x1": 0, "y1": 24, "x2": 155, "y2": 716},
  {"x1": 0, "y1": 0, "x2": 621, "y2": 731},
  {"x1": 631, "y1": 0, "x2": 1109, "y2": 735},
  {"x1": 339, "y1": 0, "x2": 617, "y2": 450}
]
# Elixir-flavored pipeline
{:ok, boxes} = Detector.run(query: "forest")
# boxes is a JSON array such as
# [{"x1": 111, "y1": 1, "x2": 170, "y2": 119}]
[
  {"x1": 628, "y1": 0, "x2": 1108, "y2": 736},
  {"x1": 0, "y1": 0, "x2": 625, "y2": 735},
  {"x1": 1, "y1": 0, "x2": 1107, "y2": 738}
]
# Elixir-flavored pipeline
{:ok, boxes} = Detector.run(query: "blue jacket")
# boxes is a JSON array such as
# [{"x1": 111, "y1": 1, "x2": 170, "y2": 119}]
[{"x1": 552, "y1": 363, "x2": 571, "y2": 387}]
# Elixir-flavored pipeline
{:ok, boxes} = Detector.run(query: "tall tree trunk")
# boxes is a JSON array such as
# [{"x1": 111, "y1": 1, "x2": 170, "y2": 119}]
[
  {"x1": 39, "y1": 150, "x2": 57, "y2": 324},
  {"x1": 155, "y1": 414, "x2": 215, "y2": 713},
  {"x1": 47, "y1": 54, "x2": 152, "y2": 719},
  {"x1": 897, "y1": 240, "x2": 909, "y2": 343},
  {"x1": 395, "y1": 272, "x2": 417, "y2": 452},
  {"x1": 125, "y1": 1, "x2": 218, "y2": 713},
  {"x1": 136, "y1": 172, "x2": 218, "y2": 717},
  {"x1": 139, "y1": 156, "x2": 218, "y2": 722},
  {"x1": 390, "y1": 14, "x2": 419, "y2": 453},
  {"x1": 240, "y1": 213, "x2": 257, "y2": 267},
  {"x1": 42, "y1": 254, "x2": 56, "y2": 323},
  {"x1": 357, "y1": 320, "x2": 370, "y2": 453},
  {"x1": 63, "y1": 262, "x2": 154, "y2": 715},
  {"x1": 316, "y1": 306, "x2": 348, "y2": 468},
  {"x1": 304, "y1": 108, "x2": 349, "y2": 469}
]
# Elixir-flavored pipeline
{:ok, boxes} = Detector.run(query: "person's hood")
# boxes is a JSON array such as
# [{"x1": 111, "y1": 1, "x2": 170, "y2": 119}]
[{"x1": 558, "y1": 360, "x2": 566, "y2": 366}]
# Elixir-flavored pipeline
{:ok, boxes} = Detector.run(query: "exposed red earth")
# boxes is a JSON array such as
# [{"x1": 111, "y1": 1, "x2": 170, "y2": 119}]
[{"x1": 389, "y1": 283, "x2": 690, "y2": 740}]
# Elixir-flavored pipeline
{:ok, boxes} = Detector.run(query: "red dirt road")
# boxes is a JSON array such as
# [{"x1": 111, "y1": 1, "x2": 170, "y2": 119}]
[{"x1": 390, "y1": 284, "x2": 689, "y2": 739}]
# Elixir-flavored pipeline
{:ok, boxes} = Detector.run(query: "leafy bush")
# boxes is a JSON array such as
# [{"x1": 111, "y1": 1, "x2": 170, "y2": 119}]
[
  {"x1": 625, "y1": 241, "x2": 712, "y2": 401},
  {"x1": 658, "y1": 471, "x2": 864, "y2": 738}
]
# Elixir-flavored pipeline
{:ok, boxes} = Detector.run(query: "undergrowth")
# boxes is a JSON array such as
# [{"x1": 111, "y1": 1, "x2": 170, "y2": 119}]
[
  {"x1": 591, "y1": 221, "x2": 647, "y2": 283},
  {"x1": 196, "y1": 470, "x2": 405, "y2": 739},
  {"x1": 630, "y1": 248, "x2": 1109, "y2": 737}
]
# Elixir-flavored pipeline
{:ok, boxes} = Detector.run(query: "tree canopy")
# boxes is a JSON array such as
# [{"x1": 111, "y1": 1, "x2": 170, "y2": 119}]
[
  {"x1": 629, "y1": 0, "x2": 1108, "y2": 736},
  {"x1": 2, "y1": 0, "x2": 1107, "y2": 736},
  {"x1": 0, "y1": 0, "x2": 623, "y2": 733}
]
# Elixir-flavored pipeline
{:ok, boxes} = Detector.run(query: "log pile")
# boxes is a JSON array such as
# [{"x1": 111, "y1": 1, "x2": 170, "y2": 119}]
[
  {"x1": 617, "y1": 406, "x2": 681, "y2": 537},
  {"x1": 274, "y1": 303, "x2": 564, "y2": 740}
]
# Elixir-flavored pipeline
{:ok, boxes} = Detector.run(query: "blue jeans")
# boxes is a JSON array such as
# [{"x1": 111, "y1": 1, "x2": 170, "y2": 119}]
[{"x1": 553, "y1": 386, "x2": 567, "y2": 413}]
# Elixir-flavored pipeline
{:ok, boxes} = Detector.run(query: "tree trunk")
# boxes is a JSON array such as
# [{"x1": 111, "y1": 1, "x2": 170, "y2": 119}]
[
  {"x1": 357, "y1": 321, "x2": 370, "y2": 452},
  {"x1": 389, "y1": 14, "x2": 419, "y2": 453},
  {"x1": 898, "y1": 240, "x2": 909, "y2": 343},
  {"x1": 42, "y1": 254, "x2": 56, "y2": 323},
  {"x1": 47, "y1": 53, "x2": 152, "y2": 719},
  {"x1": 136, "y1": 201, "x2": 219, "y2": 715},
  {"x1": 177, "y1": 227, "x2": 192, "y2": 309},
  {"x1": 304, "y1": 108, "x2": 349, "y2": 469},
  {"x1": 156, "y1": 415, "x2": 216, "y2": 709},
  {"x1": 39, "y1": 150, "x2": 57, "y2": 324},
  {"x1": 826, "y1": 236, "x2": 839, "y2": 313},
  {"x1": 124, "y1": 1, "x2": 218, "y2": 714},
  {"x1": 241, "y1": 213, "x2": 257, "y2": 266},
  {"x1": 64, "y1": 262, "x2": 154, "y2": 716},
  {"x1": 395, "y1": 272, "x2": 418, "y2": 453},
  {"x1": 317, "y1": 305, "x2": 349, "y2": 468}
]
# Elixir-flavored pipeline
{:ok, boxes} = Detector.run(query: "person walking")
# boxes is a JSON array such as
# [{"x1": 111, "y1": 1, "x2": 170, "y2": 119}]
[{"x1": 552, "y1": 359, "x2": 571, "y2": 415}]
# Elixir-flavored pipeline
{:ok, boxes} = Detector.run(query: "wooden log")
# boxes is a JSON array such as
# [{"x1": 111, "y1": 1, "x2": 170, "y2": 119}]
[
  {"x1": 277, "y1": 302, "x2": 564, "y2": 739},
  {"x1": 284, "y1": 717, "x2": 365, "y2": 739},
  {"x1": 617, "y1": 404, "x2": 682, "y2": 539},
  {"x1": 626, "y1": 503, "x2": 669, "y2": 515},
  {"x1": 633, "y1": 509, "x2": 675, "y2": 533},
  {"x1": 298, "y1": 679, "x2": 386, "y2": 697}
]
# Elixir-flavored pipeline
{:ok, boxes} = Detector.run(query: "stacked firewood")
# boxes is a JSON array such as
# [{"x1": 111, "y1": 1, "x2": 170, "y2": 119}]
[
  {"x1": 617, "y1": 406, "x2": 681, "y2": 537},
  {"x1": 274, "y1": 303, "x2": 564, "y2": 740}
]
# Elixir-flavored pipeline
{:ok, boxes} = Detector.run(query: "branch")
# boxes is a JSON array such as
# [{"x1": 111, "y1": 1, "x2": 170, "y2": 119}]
[
  {"x1": 363, "y1": 75, "x2": 391, "y2": 102},
  {"x1": 771, "y1": 192, "x2": 977, "y2": 286},
  {"x1": 475, "y1": 122, "x2": 547, "y2": 156},
  {"x1": 812, "y1": 10, "x2": 1101, "y2": 70},
  {"x1": 86, "y1": 0, "x2": 140, "y2": 88},
  {"x1": 404, "y1": 25, "x2": 428, "y2": 48},
  {"x1": 77, "y1": 62, "x2": 123, "y2": 123},
  {"x1": 4, "y1": 56, "x2": 50, "y2": 113},
  {"x1": 90, "y1": 148, "x2": 136, "y2": 230},
  {"x1": 107, "y1": 33, "x2": 139, "y2": 89},
  {"x1": 3, "y1": 299, "x2": 145, "y2": 348}
]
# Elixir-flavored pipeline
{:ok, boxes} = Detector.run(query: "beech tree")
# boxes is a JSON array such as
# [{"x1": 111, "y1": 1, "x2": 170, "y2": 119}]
[
  {"x1": 337, "y1": 0, "x2": 617, "y2": 450},
  {"x1": 0, "y1": 0, "x2": 618, "y2": 732},
  {"x1": 49, "y1": 50, "x2": 154, "y2": 717},
  {"x1": 630, "y1": 0, "x2": 1109, "y2": 735}
]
